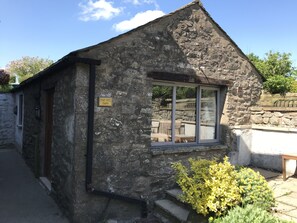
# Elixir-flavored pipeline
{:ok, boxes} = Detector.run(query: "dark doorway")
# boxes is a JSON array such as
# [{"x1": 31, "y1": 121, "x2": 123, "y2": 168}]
[{"x1": 44, "y1": 88, "x2": 54, "y2": 179}]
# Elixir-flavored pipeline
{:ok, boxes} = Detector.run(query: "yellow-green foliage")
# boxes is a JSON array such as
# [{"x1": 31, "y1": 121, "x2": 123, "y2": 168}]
[
  {"x1": 172, "y1": 157, "x2": 242, "y2": 216},
  {"x1": 211, "y1": 204, "x2": 294, "y2": 223},
  {"x1": 236, "y1": 167, "x2": 275, "y2": 210}
]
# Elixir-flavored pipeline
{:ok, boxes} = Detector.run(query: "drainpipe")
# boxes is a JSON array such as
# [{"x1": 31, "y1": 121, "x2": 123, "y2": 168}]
[{"x1": 82, "y1": 58, "x2": 147, "y2": 218}]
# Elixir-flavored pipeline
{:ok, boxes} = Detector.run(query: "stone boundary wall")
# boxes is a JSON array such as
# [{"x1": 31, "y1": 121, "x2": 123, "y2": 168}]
[
  {"x1": 251, "y1": 107, "x2": 297, "y2": 128},
  {"x1": 257, "y1": 92, "x2": 297, "y2": 107},
  {"x1": 0, "y1": 93, "x2": 15, "y2": 148}
]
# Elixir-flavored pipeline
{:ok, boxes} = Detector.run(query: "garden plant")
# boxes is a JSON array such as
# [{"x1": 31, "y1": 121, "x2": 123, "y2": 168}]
[{"x1": 172, "y1": 157, "x2": 292, "y2": 222}]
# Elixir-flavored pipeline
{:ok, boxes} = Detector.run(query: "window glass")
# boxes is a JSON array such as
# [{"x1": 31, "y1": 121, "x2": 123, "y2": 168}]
[
  {"x1": 175, "y1": 86, "x2": 196, "y2": 143},
  {"x1": 151, "y1": 85, "x2": 173, "y2": 143},
  {"x1": 200, "y1": 89, "x2": 217, "y2": 141},
  {"x1": 151, "y1": 84, "x2": 219, "y2": 145}
]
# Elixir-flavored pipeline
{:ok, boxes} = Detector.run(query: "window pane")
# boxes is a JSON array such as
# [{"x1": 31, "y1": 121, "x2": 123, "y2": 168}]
[
  {"x1": 151, "y1": 85, "x2": 173, "y2": 143},
  {"x1": 175, "y1": 87, "x2": 196, "y2": 143},
  {"x1": 200, "y1": 89, "x2": 217, "y2": 141}
]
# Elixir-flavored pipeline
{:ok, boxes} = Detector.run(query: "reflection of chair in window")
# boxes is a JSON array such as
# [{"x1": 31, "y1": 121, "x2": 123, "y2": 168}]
[
  {"x1": 151, "y1": 133, "x2": 169, "y2": 142},
  {"x1": 175, "y1": 120, "x2": 181, "y2": 135},
  {"x1": 159, "y1": 120, "x2": 171, "y2": 135},
  {"x1": 151, "y1": 120, "x2": 172, "y2": 142},
  {"x1": 151, "y1": 120, "x2": 160, "y2": 133}
]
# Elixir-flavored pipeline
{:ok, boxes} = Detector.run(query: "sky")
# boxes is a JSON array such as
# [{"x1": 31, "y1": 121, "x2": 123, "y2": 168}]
[{"x1": 1, "y1": 0, "x2": 297, "y2": 68}]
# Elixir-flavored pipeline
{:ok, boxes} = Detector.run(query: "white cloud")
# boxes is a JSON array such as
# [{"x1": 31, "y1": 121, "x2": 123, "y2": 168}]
[
  {"x1": 125, "y1": 0, "x2": 141, "y2": 5},
  {"x1": 125, "y1": 0, "x2": 156, "y2": 5},
  {"x1": 79, "y1": 0, "x2": 122, "y2": 21},
  {"x1": 113, "y1": 10, "x2": 165, "y2": 32},
  {"x1": 124, "y1": 0, "x2": 159, "y2": 8}
]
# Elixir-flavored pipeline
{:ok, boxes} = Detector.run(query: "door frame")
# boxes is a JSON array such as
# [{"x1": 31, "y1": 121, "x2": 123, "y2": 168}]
[{"x1": 43, "y1": 88, "x2": 54, "y2": 180}]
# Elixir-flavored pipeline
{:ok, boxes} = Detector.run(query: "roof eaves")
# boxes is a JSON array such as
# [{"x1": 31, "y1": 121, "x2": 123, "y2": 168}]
[
  {"x1": 11, "y1": 53, "x2": 75, "y2": 92},
  {"x1": 11, "y1": 53, "x2": 101, "y2": 92}
]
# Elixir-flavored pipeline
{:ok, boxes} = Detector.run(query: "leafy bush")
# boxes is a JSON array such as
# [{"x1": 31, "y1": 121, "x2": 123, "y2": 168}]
[
  {"x1": 290, "y1": 80, "x2": 297, "y2": 93},
  {"x1": 263, "y1": 75, "x2": 293, "y2": 95},
  {"x1": 0, "y1": 69, "x2": 10, "y2": 85},
  {"x1": 172, "y1": 157, "x2": 242, "y2": 216},
  {"x1": 0, "y1": 85, "x2": 12, "y2": 93},
  {"x1": 236, "y1": 167, "x2": 275, "y2": 210},
  {"x1": 210, "y1": 204, "x2": 294, "y2": 223},
  {"x1": 173, "y1": 157, "x2": 276, "y2": 218}
]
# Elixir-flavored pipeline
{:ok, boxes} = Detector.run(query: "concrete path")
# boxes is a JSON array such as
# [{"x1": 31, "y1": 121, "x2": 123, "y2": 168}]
[
  {"x1": 253, "y1": 167, "x2": 297, "y2": 222},
  {"x1": 0, "y1": 148, "x2": 69, "y2": 223}
]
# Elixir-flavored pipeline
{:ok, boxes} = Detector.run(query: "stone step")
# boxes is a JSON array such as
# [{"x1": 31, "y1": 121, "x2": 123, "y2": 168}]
[
  {"x1": 154, "y1": 199, "x2": 189, "y2": 223},
  {"x1": 165, "y1": 189, "x2": 189, "y2": 210},
  {"x1": 166, "y1": 188, "x2": 183, "y2": 201}
]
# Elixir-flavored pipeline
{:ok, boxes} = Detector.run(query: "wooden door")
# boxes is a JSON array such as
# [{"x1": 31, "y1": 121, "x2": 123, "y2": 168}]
[{"x1": 44, "y1": 88, "x2": 54, "y2": 179}]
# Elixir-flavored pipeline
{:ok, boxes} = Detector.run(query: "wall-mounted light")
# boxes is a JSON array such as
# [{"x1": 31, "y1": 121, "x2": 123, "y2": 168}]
[{"x1": 35, "y1": 105, "x2": 41, "y2": 120}]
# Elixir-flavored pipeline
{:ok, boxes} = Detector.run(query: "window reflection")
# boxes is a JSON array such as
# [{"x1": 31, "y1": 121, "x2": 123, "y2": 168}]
[
  {"x1": 200, "y1": 89, "x2": 217, "y2": 141},
  {"x1": 151, "y1": 85, "x2": 173, "y2": 142},
  {"x1": 175, "y1": 87, "x2": 196, "y2": 143},
  {"x1": 151, "y1": 84, "x2": 219, "y2": 144}
]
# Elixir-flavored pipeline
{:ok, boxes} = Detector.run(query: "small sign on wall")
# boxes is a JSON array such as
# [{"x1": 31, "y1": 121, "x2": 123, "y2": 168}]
[{"x1": 98, "y1": 97, "x2": 113, "y2": 107}]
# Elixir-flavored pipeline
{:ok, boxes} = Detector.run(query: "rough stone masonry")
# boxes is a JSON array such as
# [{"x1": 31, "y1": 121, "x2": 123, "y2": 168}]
[{"x1": 10, "y1": 2, "x2": 263, "y2": 222}]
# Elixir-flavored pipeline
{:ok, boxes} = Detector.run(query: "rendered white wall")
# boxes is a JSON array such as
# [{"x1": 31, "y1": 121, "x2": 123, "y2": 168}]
[
  {"x1": 233, "y1": 127, "x2": 297, "y2": 174},
  {"x1": 251, "y1": 127, "x2": 297, "y2": 173}
]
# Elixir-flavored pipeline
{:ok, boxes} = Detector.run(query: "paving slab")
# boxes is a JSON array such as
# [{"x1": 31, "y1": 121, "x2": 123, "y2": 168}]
[
  {"x1": 252, "y1": 167, "x2": 281, "y2": 179},
  {"x1": 0, "y1": 149, "x2": 69, "y2": 223},
  {"x1": 274, "y1": 212, "x2": 297, "y2": 222},
  {"x1": 260, "y1": 168, "x2": 297, "y2": 222},
  {"x1": 277, "y1": 196, "x2": 297, "y2": 208}
]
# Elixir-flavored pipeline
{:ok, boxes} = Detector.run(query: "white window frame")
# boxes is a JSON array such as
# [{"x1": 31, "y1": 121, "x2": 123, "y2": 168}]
[{"x1": 151, "y1": 82, "x2": 220, "y2": 146}]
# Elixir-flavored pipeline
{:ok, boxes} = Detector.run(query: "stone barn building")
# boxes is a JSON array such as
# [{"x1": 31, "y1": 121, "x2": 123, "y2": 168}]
[{"x1": 10, "y1": 1, "x2": 263, "y2": 222}]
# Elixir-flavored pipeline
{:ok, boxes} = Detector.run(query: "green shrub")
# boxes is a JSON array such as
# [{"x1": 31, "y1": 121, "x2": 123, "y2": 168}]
[
  {"x1": 290, "y1": 80, "x2": 297, "y2": 93},
  {"x1": 172, "y1": 157, "x2": 242, "y2": 216},
  {"x1": 210, "y1": 204, "x2": 294, "y2": 223},
  {"x1": 263, "y1": 75, "x2": 293, "y2": 95},
  {"x1": 236, "y1": 167, "x2": 275, "y2": 210}
]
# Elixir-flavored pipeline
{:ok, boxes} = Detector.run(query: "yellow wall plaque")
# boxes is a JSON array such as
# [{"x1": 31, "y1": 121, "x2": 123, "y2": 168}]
[{"x1": 98, "y1": 97, "x2": 113, "y2": 107}]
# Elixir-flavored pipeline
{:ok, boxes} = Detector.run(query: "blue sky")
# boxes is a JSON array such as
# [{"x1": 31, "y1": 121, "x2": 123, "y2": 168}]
[{"x1": 1, "y1": 0, "x2": 297, "y2": 68}]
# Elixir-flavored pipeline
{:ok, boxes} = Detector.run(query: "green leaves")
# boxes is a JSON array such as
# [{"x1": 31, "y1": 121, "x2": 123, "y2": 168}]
[
  {"x1": 173, "y1": 158, "x2": 276, "y2": 219},
  {"x1": 263, "y1": 75, "x2": 294, "y2": 96},
  {"x1": 172, "y1": 157, "x2": 241, "y2": 217},
  {"x1": 211, "y1": 205, "x2": 294, "y2": 223},
  {"x1": 236, "y1": 167, "x2": 275, "y2": 210},
  {"x1": 5, "y1": 56, "x2": 53, "y2": 83},
  {"x1": 247, "y1": 51, "x2": 297, "y2": 95},
  {"x1": 248, "y1": 51, "x2": 296, "y2": 79}
]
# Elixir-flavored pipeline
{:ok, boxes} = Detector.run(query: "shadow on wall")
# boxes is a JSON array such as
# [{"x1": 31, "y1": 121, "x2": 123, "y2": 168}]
[
  {"x1": 251, "y1": 153, "x2": 297, "y2": 175},
  {"x1": 228, "y1": 127, "x2": 297, "y2": 175}
]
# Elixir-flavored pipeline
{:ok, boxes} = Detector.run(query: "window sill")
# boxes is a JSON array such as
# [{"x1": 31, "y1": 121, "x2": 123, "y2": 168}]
[{"x1": 151, "y1": 144, "x2": 228, "y2": 156}]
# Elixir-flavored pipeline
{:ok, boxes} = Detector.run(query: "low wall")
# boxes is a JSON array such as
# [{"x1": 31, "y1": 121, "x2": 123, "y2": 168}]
[
  {"x1": 233, "y1": 126, "x2": 297, "y2": 174},
  {"x1": 0, "y1": 93, "x2": 15, "y2": 148},
  {"x1": 251, "y1": 126, "x2": 297, "y2": 172},
  {"x1": 251, "y1": 107, "x2": 297, "y2": 128},
  {"x1": 257, "y1": 92, "x2": 297, "y2": 107}
]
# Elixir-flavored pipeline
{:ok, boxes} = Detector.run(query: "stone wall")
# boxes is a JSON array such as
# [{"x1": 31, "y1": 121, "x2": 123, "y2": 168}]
[
  {"x1": 251, "y1": 107, "x2": 297, "y2": 128},
  {"x1": 0, "y1": 93, "x2": 15, "y2": 148},
  {"x1": 22, "y1": 84, "x2": 40, "y2": 170},
  {"x1": 257, "y1": 92, "x2": 297, "y2": 107},
  {"x1": 50, "y1": 67, "x2": 76, "y2": 220},
  {"x1": 13, "y1": 2, "x2": 264, "y2": 222},
  {"x1": 71, "y1": 2, "x2": 262, "y2": 222},
  {"x1": 19, "y1": 67, "x2": 77, "y2": 220}
]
